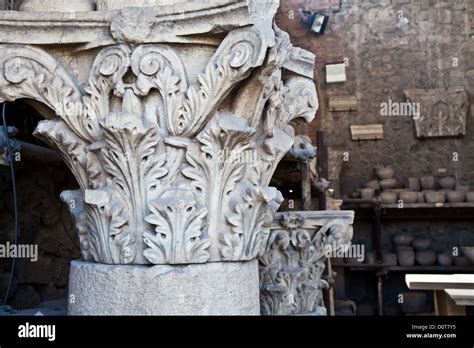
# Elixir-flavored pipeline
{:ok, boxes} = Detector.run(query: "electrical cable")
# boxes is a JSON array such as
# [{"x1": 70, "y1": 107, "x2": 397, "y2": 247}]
[{"x1": 2, "y1": 102, "x2": 19, "y2": 305}]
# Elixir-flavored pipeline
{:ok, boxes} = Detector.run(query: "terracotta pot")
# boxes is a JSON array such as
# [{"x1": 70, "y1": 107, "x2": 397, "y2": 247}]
[
  {"x1": 395, "y1": 245, "x2": 413, "y2": 253},
  {"x1": 454, "y1": 256, "x2": 471, "y2": 267},
  {"x1": 375, "y1": 166, "x2": 395, "y2": 180},
  {"x1": 416, "y1": 251, "x2": 436, "y2": 266},
  {"x1": 407, "y1": 177, "x2": 421, "y2": 191},
  {"x1": 366, "y1": 251, "x2": 377, "y2": 264},
  {"x1": 401, "y1": 292, "x2": 427, "y2": 314},
  {"x1": 392, "y1": 232, "x2": 413, "y2": 246},
  {"x1": 360, "y1": 188, "x2": 375, "y2": 200},
  {"x1": 437, "y1": 253, "x2": 453, "y2": 266},
  {"x1": 417, "y1": 192, "x2": 425, "y2": 203},
  {"x1": 456, "y1": 185, "x2": 470, "y2": 193},
  {"x1": 399, "y1": 191, "x2": 418, "y2": 204},
  {"x1": 350, "y1": 191, "x2": 361, "y2": 199},
  {"x1": 398, "y1": 248, "x2": 415, "y2": 266},
  {"x1": 446, "y1": 190, "x2": 466, "y2": 203},
  {"x1": 382, "y1": 253, "x2": 398, "y2": 266},
  {"x1": 420, "y1": 176, "x2": 435, "y2": 190},
  {"x1": 412, "y1": 239, "x2": 432, "y2": 251},
  {"x1": 461, "y1": 247, "x2": 474, "y2": 264},
  {"x1": 379, "y1": 178, "x2": 398, "y2": 190},
  {"x1": 424, "y1": 191, "x2": 446, "y2": 204},
  {"x1": 364, "y1": 180, "x2": 380, "y2": 190},
  {"x1": 466, "y1": 192, "x2": 474, "y2": 203},
  {"x1": 380, "y1": 191, "x2": 398, "y2": 204},
  {"x1": 439, "y1": 176, "x2": 457, "y2": 190}
]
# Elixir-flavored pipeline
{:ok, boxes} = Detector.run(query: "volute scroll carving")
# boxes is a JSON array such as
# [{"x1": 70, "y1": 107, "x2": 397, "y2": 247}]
[{"x1": 0, "y1": 23, "x2": 319, "y2": 265}]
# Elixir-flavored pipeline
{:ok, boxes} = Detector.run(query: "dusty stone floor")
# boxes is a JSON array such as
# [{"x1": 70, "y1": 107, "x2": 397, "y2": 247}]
[{"x1": 0, "y1": 298, "x2": 67, "y2": 316}]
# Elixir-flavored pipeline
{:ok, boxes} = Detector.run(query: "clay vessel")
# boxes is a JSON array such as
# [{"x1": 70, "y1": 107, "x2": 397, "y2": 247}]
[
  {"x1": 398, "y1": 248, "x2": 415, "y2": 266},
  {"x1": 412, "y1": 239, "x2": 432, "y2": 251},
  {"x1": 466, "y1": 192, "x2": 474, "y2": 203},
  {"x1": 399, "y1": 191, "x2": 418, "y2": 204},
  {"x1": 360, "y1": 188, "x2": 375, "y2": 200},
  {"x1": 454, "y1": 256, "x2": 471, "y2": 267},
  {"x1": 437, "y1": 253, "x2": 453, "y2": 267},
  {"x1": 364, "y1": 180, "x2": 380, "y2": 190},
  {"x1": 446, "y1": 190, "x2": 466, "y2": 203},
  {"x1": 380, "y1": 191, "x2": 398, "y2": 204},
  {"x1": 417, "y1": 192, "x2": 425, "y2": 203},
  {"x1": 382, "y1": 253, "x2": 398, "y2": 266},
  {"x1": 424, "y1": 191, "x2": 446, "y2": 204},
  {"x1": 456, "y1": 185, "x2": 470, "y2": 193},
  {"x1": 392, "y1": 232, "x2": 413, "y2": 246},
  {"x1": 375, "y1": 166, "x2": 395, "y2": 180},
  {"x1": 407, "y1": 177, "x2": 421, "y2": 191},
  {"x1": 416, "y1": 251, "x2": 436, "y2": 266},
  {"x1": 380, "y1": 178, "x2": 398, "y2": 190},
  {"x1": 439, "y1": 176, "x2": 456, "y2": 190},
  {"x1": 420, "y1": 176, "x2": 435, "y2": 190},
  {"x1": 461, "y1": 247, "x2": 474, "y2": 264}
]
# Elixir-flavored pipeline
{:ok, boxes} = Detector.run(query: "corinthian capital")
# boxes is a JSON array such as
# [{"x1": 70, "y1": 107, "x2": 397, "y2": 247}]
[{"x1": 0, "y1": 2, "x2": 318, "y2": 265}]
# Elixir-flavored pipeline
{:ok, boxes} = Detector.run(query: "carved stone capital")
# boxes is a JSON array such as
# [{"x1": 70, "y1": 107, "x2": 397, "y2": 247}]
[
  {"x1": 0, "y1": 6, "x2": 318, "y2": 266},
  {"x1": 259, "y1": 211, "x2": 354, "y2": 315}
]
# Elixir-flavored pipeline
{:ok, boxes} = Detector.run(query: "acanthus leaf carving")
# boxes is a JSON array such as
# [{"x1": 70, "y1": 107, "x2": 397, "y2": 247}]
[
  {"x1": 2, "y1": 20, "x2": 319, "y2": 265},
  {"x1": 221, "y1": 184, "x2": 283, "y2": 261},
  {"x1": 144, "y1": 189, "x2": 210, "y2": 265},
  {"x1": 259, "y1": 211, "x2": 354, "y2": 316},
  {"x1": 0, "y1": 46, "x2": 92, "y2": 142}
]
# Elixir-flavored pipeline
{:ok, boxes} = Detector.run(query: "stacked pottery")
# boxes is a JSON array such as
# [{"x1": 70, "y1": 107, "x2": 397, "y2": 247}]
[
  {"x1": 392, "y1": 232, "x2": 413, "y2": 266},
  {"x1": 461, "y1": 247, "x2": 474, "y2": 264},
  {"x1": 412, "y1": 238, "x2": 436, "y2": 266},
  {"x1": 466, "y1": 192, "x2": 474, "y2": 203},
  {"x1": 437, "y1": 253, "x2": 453, "y2": 266}
]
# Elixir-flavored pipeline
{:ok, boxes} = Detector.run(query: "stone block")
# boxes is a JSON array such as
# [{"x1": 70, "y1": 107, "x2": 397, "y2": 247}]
[{"x1": 68, "y1": 260, "x2": 260, "y2": 315}]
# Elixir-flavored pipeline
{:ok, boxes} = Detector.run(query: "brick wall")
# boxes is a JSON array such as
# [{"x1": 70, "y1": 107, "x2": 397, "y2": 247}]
[{"x1": 277, "y1": 0, "x2": 474, "y2": 195}]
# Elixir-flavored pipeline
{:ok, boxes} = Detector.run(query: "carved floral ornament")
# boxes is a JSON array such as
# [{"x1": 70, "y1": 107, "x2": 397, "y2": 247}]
[
  {"x1": 259, "y1": 211, "x2": 354, "y2": 315},
  {"x1": 0, "y1": 25, "x2": 318, "y2": 265}
]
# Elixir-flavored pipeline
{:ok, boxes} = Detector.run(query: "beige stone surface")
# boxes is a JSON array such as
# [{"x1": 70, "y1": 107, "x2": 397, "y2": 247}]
[
  {"x1": 0, "y1": 0, "x2": 318, "y2": 266},
  {"x1": 20, "y1": 0, "x2": 95, "y2": 11},
  {"x1": 68, "y1": 260, "x2": 260, "y2": 315},
  {"x1": 259, "y1": 211, "x2": 354, "y2": 315}
]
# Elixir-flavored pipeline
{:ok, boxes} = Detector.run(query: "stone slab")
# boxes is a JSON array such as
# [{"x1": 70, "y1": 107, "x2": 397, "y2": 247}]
[{"x1": 68, "y1": 260, "x2": 260, "y2": 315}]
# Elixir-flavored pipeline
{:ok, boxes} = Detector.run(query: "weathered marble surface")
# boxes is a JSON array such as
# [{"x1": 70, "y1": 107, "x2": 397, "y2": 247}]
[
  {"x1": 68, "y1": 260, "x2": 260, "y2": 315},
  {"x1": 20, "y1": 0, "x2": 95, "y2": 12},
  {"x1": 259, "y1": 211, "x2": 354, "y2": 315},
  {"x1": 0, "y1": 0, "x2": 318, "y2": 265},
  {"x1": 405, "y1": 87, "x2": 468, "y2": 138}
]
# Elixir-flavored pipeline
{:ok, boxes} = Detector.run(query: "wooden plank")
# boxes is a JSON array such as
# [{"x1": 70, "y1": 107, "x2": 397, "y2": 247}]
[
  {"x1": 350, "y1": 124, "x2": 384, "y2": 141},
  {"x1": 445, "y1": 289, "x2": 474, "y2": 306},
  {"x1": 406, "y1": 274, "x2": 474, "y2": 290},
  {"x1": 329, "y1": 96, "x2": 358, "y2": 112},
  {"x1": 435, "y1": 290, "x2": 466, "y2": 316}
]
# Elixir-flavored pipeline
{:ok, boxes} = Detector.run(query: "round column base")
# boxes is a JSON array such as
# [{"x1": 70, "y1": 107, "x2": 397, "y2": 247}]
[{"x1": 68, "y1": 260, "x2": 260, "y2": 315}]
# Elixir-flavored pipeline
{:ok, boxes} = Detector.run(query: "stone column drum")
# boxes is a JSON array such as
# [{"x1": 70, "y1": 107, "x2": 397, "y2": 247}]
[{"x1": 0, "y1": 0, "x2": 318, "y2": 314}]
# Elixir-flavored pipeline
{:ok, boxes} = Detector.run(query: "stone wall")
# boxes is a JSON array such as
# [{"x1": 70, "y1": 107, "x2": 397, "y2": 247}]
[
  {"x1": 0, "y1": 102, "x2": 80, "y2": 310},
  {"x1": 0, "y1": 163, "x2": 80, "y2": 309},
  {"x1": 277, "y1": 0, "x2": 474, "y2": 195}
]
